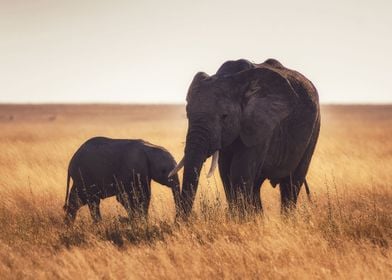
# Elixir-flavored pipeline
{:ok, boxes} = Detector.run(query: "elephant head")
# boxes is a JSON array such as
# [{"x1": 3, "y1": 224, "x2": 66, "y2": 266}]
[
  {"x1": 170, "y1": 59, "x2": 299, "y2": 217},
  {"x1": 145, "y1": 146, "x2": 181, "y2": 216}
]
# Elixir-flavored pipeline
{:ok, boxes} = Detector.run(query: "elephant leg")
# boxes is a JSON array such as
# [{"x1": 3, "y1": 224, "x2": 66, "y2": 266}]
[
  {"x1": 130, "y1": 180, "x2": 151, "y2": 220},
  {"x1": 116, "y1": 191, "x2": 134, "y2": 220},
  {"x1": 289, "y1": 117, "x2": 321, "y2": 196},
  {"x1": 141, "y1": 187, "x2": 151, "y2": 219},
  {"x1": 279, "y1": 117, "x2": 320, "y2": 213},
  {"x1": 138, "y1": 178, "x2": 151, "y2": 217},
  {"x1": 114, "y1": 175, "x2": 135, "y2": 219},
  {"x1": 117, "y1": 175, "x2": 149, "y2": 222},
  {"x1": 229, "y1": 150, "x2": 258, "y2": 216},
  {"x1": 116, "y1": 190, "x2": 131, "y2": 210},
  {"x1": 87, "y1": 198, "x2": 102, "y2": 223},
  {"x1": 279, "y1": 175, "x2": 301, "y2": 213},
  {"x1": 128, "y1": 176, "x2": 148, "y2": 220},
  {"x1": 218, "y1": 150, "x2": 236, "y2": 212},
  {"x1": 64, "y1": 186, "x2": 84, "y2": 224}
]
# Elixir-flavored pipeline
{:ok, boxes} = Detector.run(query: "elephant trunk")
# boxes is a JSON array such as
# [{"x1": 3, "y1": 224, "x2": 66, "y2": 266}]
[
  {"x1": 169, "y1": 175, "x2": 182, "y2": 217},
  {"x1": 180, "y1": 123, "x2": 210, "y2": 217}
]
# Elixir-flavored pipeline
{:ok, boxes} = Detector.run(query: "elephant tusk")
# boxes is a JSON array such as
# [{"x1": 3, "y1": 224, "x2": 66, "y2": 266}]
[
  {"x1": 207, "y1": 151, "x2": 219, "y2": 178},
  {"x1": 168, "y1": 157, "x2": 184, "y2": 178}
]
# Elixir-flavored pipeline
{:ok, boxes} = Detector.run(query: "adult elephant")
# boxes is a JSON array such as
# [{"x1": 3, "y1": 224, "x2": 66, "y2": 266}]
[{"x1": 170, "y1": 58, "x2": 320, "y2": 217}]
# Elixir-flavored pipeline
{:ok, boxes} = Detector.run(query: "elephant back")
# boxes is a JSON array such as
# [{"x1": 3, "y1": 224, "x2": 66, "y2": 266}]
[
  {"x1": 258, "y1": 60, "x2": 319, "y2": 110},
  {"x1": 216, "y1": 59, "x2": 255, "y2": 77}
]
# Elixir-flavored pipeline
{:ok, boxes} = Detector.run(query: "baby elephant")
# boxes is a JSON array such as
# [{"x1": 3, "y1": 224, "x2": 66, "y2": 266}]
[{"x1": 63, "y1": 137, "x2": 181, "y2": 223}]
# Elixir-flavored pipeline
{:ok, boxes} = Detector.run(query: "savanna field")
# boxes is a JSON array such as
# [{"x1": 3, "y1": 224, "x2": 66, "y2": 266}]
[{"x1": 0, "y1": 104, "x2": 391, "y2": 279}]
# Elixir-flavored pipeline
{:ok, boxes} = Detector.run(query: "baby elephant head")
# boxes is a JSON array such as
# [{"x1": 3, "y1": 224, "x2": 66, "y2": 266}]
[{"x1": 145, "y1": 145, "x2": 181, "y2": 216}]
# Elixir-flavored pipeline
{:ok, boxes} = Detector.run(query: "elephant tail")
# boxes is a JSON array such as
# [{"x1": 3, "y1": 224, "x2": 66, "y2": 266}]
[
  {"x1": 304, "y1": 178, "x2": 311, "y2": 201},
  {"x1": 63, "y1": 171, "x2": 71, "y2": 211}
]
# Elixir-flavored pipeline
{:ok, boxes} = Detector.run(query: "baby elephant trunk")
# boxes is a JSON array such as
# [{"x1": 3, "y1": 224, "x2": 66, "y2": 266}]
[{"x1": 168, "y1": 174, "x2": 181, "y2": 218}]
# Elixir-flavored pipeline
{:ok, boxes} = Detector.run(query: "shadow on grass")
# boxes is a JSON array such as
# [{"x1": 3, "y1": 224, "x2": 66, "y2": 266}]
[{"x1": 58, "y1": 218, "x2": 176, "y2": 249}]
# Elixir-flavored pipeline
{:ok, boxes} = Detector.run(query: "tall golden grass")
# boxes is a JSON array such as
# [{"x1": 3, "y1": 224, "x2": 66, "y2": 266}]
[{"x1": 0, "y1": 104, "x2": 391, "y2": 279}]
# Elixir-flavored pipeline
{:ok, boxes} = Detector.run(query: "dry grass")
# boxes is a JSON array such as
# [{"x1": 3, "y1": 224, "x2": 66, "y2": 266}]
[{"x1": 0, "y1": 104, "x2": 391, "y2": 279}]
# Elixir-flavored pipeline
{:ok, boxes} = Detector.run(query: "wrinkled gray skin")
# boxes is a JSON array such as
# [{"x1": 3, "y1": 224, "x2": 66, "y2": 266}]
[
  {"x1": 64, "y1": 137, "x2": 181, "y2": 223},
  {"x1": 178, "y1": 58, "x2": 320, "y2": 217}
]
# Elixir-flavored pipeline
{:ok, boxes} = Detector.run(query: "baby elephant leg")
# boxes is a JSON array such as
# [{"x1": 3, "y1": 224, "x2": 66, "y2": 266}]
[
  {"x1": 116, "y1": 191, "x2": 136, "y2": 221},
  {"x1": 87, "y1": 198, "x2": 102, "y2": 223},
  {"x1": 64, "y1": 187, "x2": 83, "y2": 224},
  {"x1": 116, "y1": 191, "x2": 149, "y2": 222}
]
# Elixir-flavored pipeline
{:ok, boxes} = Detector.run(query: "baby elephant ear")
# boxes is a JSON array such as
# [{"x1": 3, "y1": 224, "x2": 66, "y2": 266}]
[{"x1": 240, "y1": 68, "x2": 298, "y2": 147}]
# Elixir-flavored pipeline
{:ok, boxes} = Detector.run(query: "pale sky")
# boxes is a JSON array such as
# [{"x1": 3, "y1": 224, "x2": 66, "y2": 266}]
[{"x1": 1, "y1": 0, "x2": 391, "y2": 104}]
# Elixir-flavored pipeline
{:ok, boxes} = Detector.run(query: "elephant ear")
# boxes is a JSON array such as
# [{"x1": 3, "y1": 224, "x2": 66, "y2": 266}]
[{"x1": 239, "y1": 67, "x2": 298, "y2": 147}]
